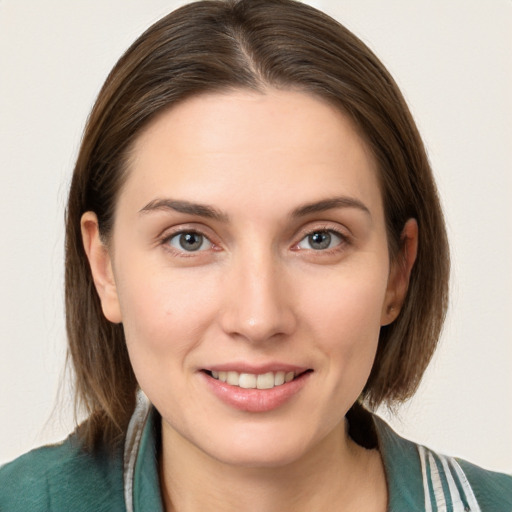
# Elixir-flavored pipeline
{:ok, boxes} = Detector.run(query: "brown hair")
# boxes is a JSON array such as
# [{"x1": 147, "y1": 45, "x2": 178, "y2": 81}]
[{"x1": 65, "y1": 0, "x2": 449, "y2": 449}]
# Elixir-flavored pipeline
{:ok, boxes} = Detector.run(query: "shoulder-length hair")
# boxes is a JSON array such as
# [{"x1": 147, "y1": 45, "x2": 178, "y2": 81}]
[{"x1": 65, "y1": 0, "x2": 449, "y2": 450}]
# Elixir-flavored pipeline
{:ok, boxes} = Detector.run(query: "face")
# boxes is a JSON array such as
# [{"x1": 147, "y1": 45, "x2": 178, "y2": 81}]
[{"x1": 84, "y1": 89, "x2": 407, "y2": 468}]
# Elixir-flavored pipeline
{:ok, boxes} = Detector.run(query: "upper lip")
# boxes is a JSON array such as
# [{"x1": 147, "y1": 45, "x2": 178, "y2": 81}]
[{"x1": 203, "y1": 362, "x2": 311, "y2": 374}]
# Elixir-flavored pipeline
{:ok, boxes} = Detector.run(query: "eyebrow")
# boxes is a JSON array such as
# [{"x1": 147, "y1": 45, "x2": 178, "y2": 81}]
[
  {"x1": 291, "y1": 196, "x2": 371, "y2": 218},
  {"x1": 139, "y1": 198, "x2": 229, "y2": 222},
  {"x1": 139, "y1": 195, "x2": 371, "y2": 222}
]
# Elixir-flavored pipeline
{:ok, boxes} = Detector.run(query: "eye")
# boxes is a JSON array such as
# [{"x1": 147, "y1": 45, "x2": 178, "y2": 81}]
[
  {"x1": 167, "y1": 231, "x2": 212, "y2": 252},
  {"x1": 297, "y1": 230, "x2": 344, "y2": 251}
]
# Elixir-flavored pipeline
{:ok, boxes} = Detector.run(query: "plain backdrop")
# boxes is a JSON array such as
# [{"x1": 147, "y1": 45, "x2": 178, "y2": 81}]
[{"x1": 0, "y1": 0, "x2": 511, "y2": 471}]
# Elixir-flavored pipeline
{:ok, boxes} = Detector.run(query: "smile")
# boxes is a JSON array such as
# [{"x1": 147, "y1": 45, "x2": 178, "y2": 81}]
[
  {"x1": 209, "y1": 370, "x2": 297, "y2": 389},
  {"x1": 202, "y1": 368, "x2": 312, "y2": 412}
]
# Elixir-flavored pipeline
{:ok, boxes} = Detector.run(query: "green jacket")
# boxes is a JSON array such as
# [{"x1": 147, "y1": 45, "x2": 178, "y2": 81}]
[{"x1": 1, "y1": 396, "x2": 511, "y2": 511}]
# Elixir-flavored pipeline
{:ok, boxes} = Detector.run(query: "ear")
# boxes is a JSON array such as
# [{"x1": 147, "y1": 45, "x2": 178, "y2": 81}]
[
  {"x1": 81, "y1": 211, "x2": 122, "y2": 324},
  {"x1": 381, "y1": 218, "x2": 418, "y2": 326}
]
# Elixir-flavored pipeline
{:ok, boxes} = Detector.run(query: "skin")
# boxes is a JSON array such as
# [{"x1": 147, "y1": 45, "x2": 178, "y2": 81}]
[{"x1": 82, "y1": 88, "x2": 418, "y2": 511}]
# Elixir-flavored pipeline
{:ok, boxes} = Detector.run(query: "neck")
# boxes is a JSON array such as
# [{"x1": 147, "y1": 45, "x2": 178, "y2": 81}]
[{"x1": 159, "y1": 418, "x2": 387, "y2": 512}]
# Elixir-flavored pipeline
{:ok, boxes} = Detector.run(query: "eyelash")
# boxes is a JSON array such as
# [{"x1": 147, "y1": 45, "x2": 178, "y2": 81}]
[
  {"x1": 293, "y1": 226, "x2": 350, "y2": 254},
  {"x1": 159, "y1": 225, "x2": 350, "y2": 257},
  {"x1": 160, "y1": 229, "x2": 216, "y2": 257}
]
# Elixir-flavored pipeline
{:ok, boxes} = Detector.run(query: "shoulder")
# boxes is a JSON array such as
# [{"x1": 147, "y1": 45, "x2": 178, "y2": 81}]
[
  {"x1": 0, "y1": 432, "x2": 126, "y2": 512},
  {"x1": 373, "y1": 415, "x2": 512, "y2": 510},
  {"x1": 457, "y1": 457, "x2": 512, "y2": 510}
]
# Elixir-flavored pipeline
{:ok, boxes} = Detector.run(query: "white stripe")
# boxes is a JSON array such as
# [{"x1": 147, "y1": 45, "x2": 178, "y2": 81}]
[
  {"x1": 123, "y1": 390, "x2": 152, "y2": 512},
  {"x1": 419, "y1": 445, "x2": 434, "y2": 512},
  {"x1": 450, "y1": 458, "x2": 482, "y2": 512},
  {"x1": 429, "y1": 451, "x2": 447, "y2": 512},
  {"x1": 439, "y1": 454, "x2": 465, "y2": 511}
]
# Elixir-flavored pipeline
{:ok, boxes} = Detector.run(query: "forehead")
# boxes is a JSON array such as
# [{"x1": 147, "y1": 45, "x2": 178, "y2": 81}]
[{"x1": 121, "y1": 88, "x2": 382, "y2": 218}]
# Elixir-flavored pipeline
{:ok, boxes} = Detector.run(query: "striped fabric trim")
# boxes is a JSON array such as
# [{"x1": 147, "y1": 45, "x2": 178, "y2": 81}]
[
  {"x1": 418, "y1": 445, "x2": 481, "y2": 512},
  {"x1": 123, "y1": 390, "x2": 152, "y2": 512},
  {"x1": 450, "y1": 458, "x2": 481, "y2": 511},
  {"x1": 419, "y1": 446, "x2": 434, "y2": 512},
  {"x1": 429, "y1": 451, "x2": 447, "y2": 511}
]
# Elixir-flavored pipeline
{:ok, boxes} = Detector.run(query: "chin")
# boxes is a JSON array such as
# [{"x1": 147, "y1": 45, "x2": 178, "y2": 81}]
[
  {"x1": 196, "y1": 420, "x2": 335, "y2": 470},
  {"x1": 210, "y1": 440, "x2": 310, "y2": 469}
]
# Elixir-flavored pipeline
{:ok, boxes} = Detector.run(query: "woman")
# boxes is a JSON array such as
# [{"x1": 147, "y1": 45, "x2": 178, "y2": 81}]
[{"x1": 1, "y1": 0, "x2": 510, "y2": 510}]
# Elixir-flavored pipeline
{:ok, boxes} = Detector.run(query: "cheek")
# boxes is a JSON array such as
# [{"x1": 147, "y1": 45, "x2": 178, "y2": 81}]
[
  {"x1": 114, "y1": 265, "x2": 220, "y2": 369},
  {"x1": 306, "y1": 265, "x2": 388, "y2": 338},
  {"x1": 302, "y1": 262, "x2": 389, "y2": 377}
]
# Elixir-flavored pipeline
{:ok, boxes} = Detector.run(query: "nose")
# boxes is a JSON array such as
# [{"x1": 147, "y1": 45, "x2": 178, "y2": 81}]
[{"x1": 219, "y1": 249, "x2": 297, "y2": 344}]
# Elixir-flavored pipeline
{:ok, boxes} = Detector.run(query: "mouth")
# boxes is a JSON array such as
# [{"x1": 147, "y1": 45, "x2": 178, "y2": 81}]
[
  {"x1": 203, "y1": 369, "x2": 312, "y2": 390},
  {"x1": 201, "y1": 367, "x2": 313, "y2": 412}
]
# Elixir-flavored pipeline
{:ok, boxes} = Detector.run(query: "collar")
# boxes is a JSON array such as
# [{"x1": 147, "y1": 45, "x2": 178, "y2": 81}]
[
  {"x1": 123, "y1": 391, "x2": 163, "y2": 512},
  {"x1": 122, "y1": 392, "x2": 479, "y2": 512},
  {"x1": 373, "y1": 415, "x2": 480, "y2": 511}
]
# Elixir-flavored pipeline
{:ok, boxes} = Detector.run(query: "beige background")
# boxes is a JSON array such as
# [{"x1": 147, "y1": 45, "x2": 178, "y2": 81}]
[{"x1": 1, "y1": 0, "x2": 511, "y2": 471}]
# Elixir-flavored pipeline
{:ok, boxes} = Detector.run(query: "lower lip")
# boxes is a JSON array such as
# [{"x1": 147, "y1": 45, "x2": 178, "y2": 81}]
[{"x1": 202, "y1": 371, "x2": 311, "y2": 413}]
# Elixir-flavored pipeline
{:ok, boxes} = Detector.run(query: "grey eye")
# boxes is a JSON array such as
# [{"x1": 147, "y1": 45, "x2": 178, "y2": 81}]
[
  {"x1": 309, "y1": 231, "x2": 331, "y2": 250},
  {"x1": 168, "y1": 232, "x2": 210, "y2": 252},
  {"x1": 298, "y1": 230, "x2": 343, "y2": 251}
]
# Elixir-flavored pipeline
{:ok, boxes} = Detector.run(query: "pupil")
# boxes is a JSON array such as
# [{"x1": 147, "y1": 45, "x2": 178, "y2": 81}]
[
  {"x1": 179, "y1": 232, "x2": 203, "y2": 251},
  {"x1": 309, "y1": 231, "x2": 331, "y2": 250}
]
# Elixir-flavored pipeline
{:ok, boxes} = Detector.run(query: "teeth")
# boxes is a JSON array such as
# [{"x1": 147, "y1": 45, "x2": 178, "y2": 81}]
[
  {"x1": 274, "y1": 371, "x2": 285, "y2": 386},
  {"x1": 239, "y1": 373, "x2": 257, "y2": 389},
  {"x1": 210, "y1": 370, "x2": 297, "y2": 389},
  {"x1": 227, "y1": 371, "x2": 239, "y2": 386},
  {"x1": 256, "y1": 372, "x2": 274, "y2": 389}
]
